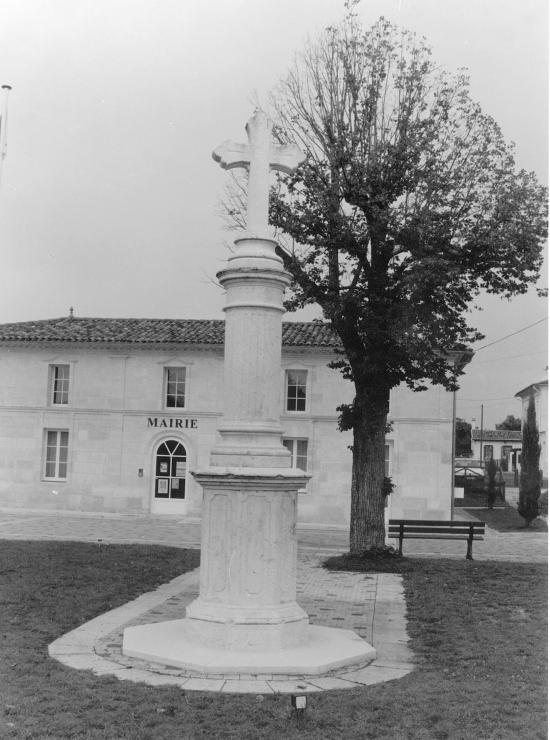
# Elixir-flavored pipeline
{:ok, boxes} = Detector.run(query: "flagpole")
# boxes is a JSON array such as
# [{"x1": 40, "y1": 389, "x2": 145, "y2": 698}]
[{"x1": 0, "y1": 84, "x2": 13, "y2": 190}]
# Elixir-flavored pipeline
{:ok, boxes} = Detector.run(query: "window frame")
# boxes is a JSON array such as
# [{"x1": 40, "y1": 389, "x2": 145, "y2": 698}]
[
  {"x1": 49, "y1": 364, "x2": 71, "y2": 406},
  {"x1": 483, "y1": 445, "x2": 494, "y2": 461},
  {"x1": 43, "y1": 429, "x2": 70, "y2": 481},
  {"x1": 284, "y1": 369, "x2": 308, "y2": 414},
  {"x1": 164, "y1": 366, "x2": 187, "y2": 410},
  {"x1": 282, "y1": 437, "x2": 309, "y2": 472}
]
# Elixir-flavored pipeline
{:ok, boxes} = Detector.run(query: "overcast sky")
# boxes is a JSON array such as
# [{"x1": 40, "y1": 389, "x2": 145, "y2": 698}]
[{"x1": 0, "y1": 0, "x2": 547, "y2": 428}]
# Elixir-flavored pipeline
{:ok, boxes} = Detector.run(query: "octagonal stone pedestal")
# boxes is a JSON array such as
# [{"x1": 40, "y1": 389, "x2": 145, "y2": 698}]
[
  {"x1": 122, "y1": 469, "x2": 376, "y2": 676},
  {"x1": 122, "y1": 622, "x2": 375, "y2": 676}
]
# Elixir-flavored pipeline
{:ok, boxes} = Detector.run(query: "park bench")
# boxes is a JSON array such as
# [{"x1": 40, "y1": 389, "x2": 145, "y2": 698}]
[{"x1": 388, "y1": 519, "x2": 486, "y2": 560}]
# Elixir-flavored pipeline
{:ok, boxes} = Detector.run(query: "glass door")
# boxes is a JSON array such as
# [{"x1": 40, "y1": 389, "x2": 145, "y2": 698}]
[{"x1": 153, "y1": 440, "x2": 187, "y2": 512}]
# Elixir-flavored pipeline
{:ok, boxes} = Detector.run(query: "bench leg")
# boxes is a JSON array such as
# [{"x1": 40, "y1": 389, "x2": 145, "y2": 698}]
[{"x1": 466, "y1": 530, "x2": 473, "y2": 560}]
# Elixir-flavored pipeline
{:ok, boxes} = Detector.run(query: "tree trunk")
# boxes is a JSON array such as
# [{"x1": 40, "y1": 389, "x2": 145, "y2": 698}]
[{"x1": 349, "y1": 391, "x2": 388, "y2": 554}]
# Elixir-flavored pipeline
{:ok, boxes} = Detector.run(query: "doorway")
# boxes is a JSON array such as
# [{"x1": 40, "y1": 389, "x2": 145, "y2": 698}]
[{"x1": 151, "y1": 439, "x2": 187, "y2": 515}]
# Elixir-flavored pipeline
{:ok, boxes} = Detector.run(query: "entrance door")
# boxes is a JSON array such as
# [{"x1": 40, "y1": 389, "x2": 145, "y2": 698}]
[{"x1": 151, "y1": 439, "x2": 187, "y2": 515}]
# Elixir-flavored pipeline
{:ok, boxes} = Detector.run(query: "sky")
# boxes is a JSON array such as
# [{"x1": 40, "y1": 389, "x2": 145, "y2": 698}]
[{"x1": 0, "y1": 0, "x2": 547, "y2": 429}]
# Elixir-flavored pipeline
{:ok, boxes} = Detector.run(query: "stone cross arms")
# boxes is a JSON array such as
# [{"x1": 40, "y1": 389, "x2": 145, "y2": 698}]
[{"x1": 212, "y1": 109, "x2": 305, "y2": 236}]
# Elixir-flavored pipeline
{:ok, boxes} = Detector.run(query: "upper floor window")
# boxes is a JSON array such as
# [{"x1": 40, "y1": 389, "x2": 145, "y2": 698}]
[
  {"x1": 165, "y1": 367, "x2": 186, "y2": 408},
  {"x1": 285, "y1": 370, "x2": 307, "y2": 412},
  {"x1": 44, "y1": 430, "x2": 69, "y2": 480},
  {"x1": 50, "y1": 364, "x2": 70, "y2": 405},
  {"x1": 283, "y1": 438, "x2": 308, "y2": 472}
]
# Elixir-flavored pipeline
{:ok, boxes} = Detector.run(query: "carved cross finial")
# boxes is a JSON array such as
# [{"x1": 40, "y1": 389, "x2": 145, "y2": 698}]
[{"x1": 213, "y1": 109, "x2": 305, "y2": 235}]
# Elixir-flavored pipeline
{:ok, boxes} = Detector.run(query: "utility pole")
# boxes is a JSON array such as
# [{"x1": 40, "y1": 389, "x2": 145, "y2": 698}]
[
  {"x1": 479, "y1": 403, "x2": 484, "y2": 467},
  {"x1": 0, "y1": 84, "x2": 13, "y2": 190}
]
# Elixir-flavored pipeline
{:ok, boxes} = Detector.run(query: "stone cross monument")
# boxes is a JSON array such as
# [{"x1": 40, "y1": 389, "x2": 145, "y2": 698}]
[
  {"x1": 213, "y1": 109, "x2": 304, "y2": 236},
  {"x1": 187, "y1": 109, "x2": 312, "y2": 653},
  {"x1": 122, "y1": 110, "x2": 375, "y2": 675}
]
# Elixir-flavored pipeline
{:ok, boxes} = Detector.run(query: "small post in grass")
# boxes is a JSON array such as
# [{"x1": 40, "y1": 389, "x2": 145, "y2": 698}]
[{"x1": 291, "y1": 691, "x2": 307, "y2": 728}]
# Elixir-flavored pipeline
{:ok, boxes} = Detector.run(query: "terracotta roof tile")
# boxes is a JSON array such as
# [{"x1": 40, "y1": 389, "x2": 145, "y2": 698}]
[
  {"x1": 0, "y1": 317, "x2": 340, "y2": 348},
  {"x1": 471, "y1": 429, "x2": 522, "y2": 442}
]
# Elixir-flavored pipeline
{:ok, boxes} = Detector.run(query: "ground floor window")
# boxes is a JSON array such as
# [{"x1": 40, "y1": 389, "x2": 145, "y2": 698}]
[
  {"x1": 155, "y1": 439, "x2": 187, "y2": 499},
  {"x1": 44, "y1": 430, "x2": 69, "y2": 480},
  {"x1": 483, "y1": 445, "x2": 494, "y2": 461},
  {"x1": 282, "y1": 438, "x2": 308, "y2": 471}
]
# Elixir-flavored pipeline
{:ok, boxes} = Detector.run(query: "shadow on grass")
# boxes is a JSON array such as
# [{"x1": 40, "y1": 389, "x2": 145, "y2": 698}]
[
  {"x1": 0, "y1": 540, "x2": 547, "y2": 739},
  {"x1": 323, "y1": 547, "x2": 405, "y2": 573}
]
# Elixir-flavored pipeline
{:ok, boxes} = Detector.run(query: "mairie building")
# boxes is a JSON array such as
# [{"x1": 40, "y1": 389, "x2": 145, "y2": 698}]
[{"x1": 0, "y1": 315, "x2": 471, "y2": 525}]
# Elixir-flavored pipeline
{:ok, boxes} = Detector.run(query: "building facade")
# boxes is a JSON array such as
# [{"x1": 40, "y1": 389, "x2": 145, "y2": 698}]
[
  {"x1": 470, "y1": 428, "x2": 522, "y2": 473},
  {"x1": 0, "y1": 316, "x2": 469, "y2": 525}
]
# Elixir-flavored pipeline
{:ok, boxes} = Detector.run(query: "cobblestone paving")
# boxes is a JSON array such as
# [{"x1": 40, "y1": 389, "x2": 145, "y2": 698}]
[{"x1": 94, "y1": 554, "x2": 382, "y2": 677}]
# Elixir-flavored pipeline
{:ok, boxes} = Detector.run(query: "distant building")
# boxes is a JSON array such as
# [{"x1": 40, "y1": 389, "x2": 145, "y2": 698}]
[
  {"x1": 0, "y1": 316, "x2": 471, "y2": 524},
  {"x1": 471, "y1": 428, "x2": 522, "y2": 472},
  {"x1": 515, "y1": 379, "x2": 548, "y2": 480}
]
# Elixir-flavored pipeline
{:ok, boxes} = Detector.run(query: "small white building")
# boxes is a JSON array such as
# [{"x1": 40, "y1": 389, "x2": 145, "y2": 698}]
[
  {"x1": 0, "y1": 316, "x2": 471, "y2": 525},
  {"x1": 470, "y1": 428, "x2": 522, "y2": 472},
  {"x1": 515, "y1": 379, "x2": 548, "y2": 480}
]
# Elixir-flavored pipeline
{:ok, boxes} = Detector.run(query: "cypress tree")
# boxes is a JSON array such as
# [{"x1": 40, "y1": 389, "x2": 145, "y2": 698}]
[
  {"x1": 518, "y1": 391, "x2": 541, "y2": 527},
  {"x1": 486, "y1": 457, "x2": 498, "y2": 510}
]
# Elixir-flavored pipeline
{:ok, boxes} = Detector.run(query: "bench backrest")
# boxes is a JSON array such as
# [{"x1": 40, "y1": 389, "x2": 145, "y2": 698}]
[{"x1": 388, "y1": 519, "x2": 485, "y2": 536}]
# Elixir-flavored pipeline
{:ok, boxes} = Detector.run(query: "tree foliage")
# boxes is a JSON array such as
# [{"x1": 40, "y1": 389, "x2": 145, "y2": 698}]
[
  {"x1": 518, "y1": 392, "x2": 541, "y2": 526},
  {"x1": 224, "y1": 12, "x2": 547, "y2": 552},
  {"x1": 495, "y1": 414, "x2": 522, "y2": 431}
]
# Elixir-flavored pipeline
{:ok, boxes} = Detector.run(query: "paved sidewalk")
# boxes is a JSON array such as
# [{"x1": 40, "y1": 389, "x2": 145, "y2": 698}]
[{"x1": 0, "y1": 507, "x2": 546, "y2": 562}]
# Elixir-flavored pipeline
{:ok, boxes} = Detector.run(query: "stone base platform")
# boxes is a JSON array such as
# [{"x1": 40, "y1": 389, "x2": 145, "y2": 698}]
[
  {"x1": 122, "y1": 620, "x2": 376, "y2": 676},
  {"x1": 48, "y1": 558, "x2": 415, "y2": 693}
]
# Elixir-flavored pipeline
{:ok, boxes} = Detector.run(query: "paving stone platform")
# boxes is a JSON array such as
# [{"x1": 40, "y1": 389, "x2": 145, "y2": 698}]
[{"x1": 48, "y1": 553, "x2": 414, "y2": 694}]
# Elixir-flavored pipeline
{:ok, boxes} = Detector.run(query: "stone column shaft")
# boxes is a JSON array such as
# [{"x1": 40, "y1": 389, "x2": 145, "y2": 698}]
[{"x1": 210, "y1": 246, "x2": 292, "y2": 467}]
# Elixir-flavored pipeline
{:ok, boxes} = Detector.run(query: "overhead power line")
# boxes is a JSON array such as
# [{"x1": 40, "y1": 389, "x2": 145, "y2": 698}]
[
  {"x1": 458, "y1": 397, "x2": 520, "y2": 403},
  {"x1": 475, "y1": 317, "x2": 547, "y2": 352},
  {"x1": 473, "y1": 350, "x2": 547, "y2": 365}
]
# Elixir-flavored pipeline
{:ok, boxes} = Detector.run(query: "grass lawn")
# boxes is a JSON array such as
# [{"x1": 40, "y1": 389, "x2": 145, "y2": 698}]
[
  {"x1": 464, "y1": 504, "x2": 547, "y2": 532},
  {"x1": 1, "y1": 541, "x2": 547, "y2": 739}
]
